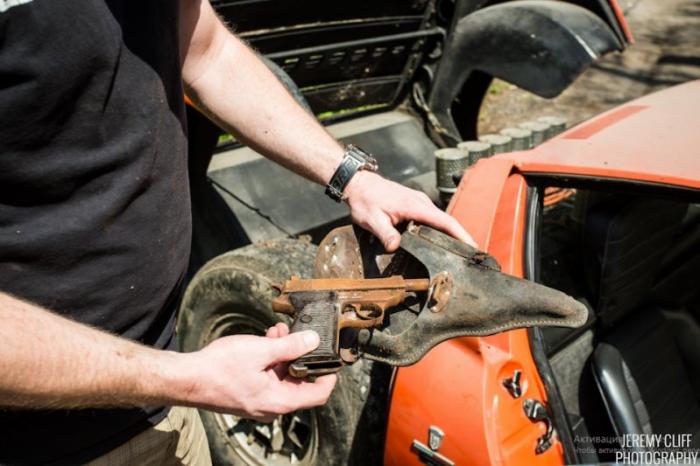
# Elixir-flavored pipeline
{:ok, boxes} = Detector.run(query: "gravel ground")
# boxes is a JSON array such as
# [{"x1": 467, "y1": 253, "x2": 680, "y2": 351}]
[{"x1": 478, "y1": 0, "x2": 700, "y2": 134}]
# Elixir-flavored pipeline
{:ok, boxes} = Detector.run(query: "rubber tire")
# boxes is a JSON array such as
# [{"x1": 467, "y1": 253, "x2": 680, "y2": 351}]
[{"x1": 178, "y1": 238, "x2": 377, "y2": 466}]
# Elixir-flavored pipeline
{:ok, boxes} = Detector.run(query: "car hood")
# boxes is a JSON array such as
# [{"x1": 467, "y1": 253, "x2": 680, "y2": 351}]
[{"x1": 501, "y1": 79, "x2": 700, "y2": 190}]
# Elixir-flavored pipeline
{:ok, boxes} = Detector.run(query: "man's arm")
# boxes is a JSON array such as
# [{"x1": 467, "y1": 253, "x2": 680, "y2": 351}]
[
  {"x1": 179, "y1": 0, "x2": 475, "y2": 251},
  {"x1": 0, "y1": 292, "x2": 333, "y2": 421}
]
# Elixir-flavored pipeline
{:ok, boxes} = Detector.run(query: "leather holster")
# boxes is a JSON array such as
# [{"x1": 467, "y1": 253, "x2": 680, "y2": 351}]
[{"x1": 315, "y1": 223, "x2": 588, "y2": 367}]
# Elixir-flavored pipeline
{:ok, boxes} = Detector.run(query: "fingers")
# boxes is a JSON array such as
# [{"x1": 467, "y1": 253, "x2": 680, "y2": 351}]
[
  {"x1": 276, "y1": 322, "x2": 289, "y2": 337},
  {"x1": 276, "y1": 374, "x2": 338, "y2": 411},
  {"x1": 252, "y1": 413, "x2": 277, "y2": 424},
  {"x1": 432, "y1": 212, "x2": 478, "y2": 248},
  {"x1": 349, "y1": 178, "x2": 478, "y2": 250},
  {"x1": 246, "y1": 373, "x2": 337, "y2": 421},
  {"x1": 264, "y1": 330, "x2": 319, "y2": 365},
  {"x1": 404, "y1": 200, "x2": 478, "y2": 248},
  {"x1": 265, "y1": 322, "x2": 289, "y2": 339},
  {"x1": 365, "y1": 212, "x2": 402, "y2": 252}
]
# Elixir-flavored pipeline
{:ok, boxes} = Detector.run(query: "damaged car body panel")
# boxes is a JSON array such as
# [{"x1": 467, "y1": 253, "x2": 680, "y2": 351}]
[
  {"x1": 210, "y1": 0, "x2": 628, "y2": 123},
  {"x1": 427, "y1": 1, "x2": 624, "y2": 144}
]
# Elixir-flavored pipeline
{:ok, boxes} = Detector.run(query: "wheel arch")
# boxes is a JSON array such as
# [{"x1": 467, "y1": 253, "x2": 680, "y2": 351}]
[{"x1": 427, "y1": 0, "x2": 623, "y2": 145}]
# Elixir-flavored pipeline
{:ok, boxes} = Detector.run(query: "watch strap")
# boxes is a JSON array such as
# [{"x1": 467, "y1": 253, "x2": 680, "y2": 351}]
[{"x1": 325, "y1": 145, "x2": 378, "y2": 202}]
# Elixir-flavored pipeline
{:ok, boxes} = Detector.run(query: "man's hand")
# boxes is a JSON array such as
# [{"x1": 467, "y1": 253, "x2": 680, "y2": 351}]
[
  {"x1": 344, "y1": 171, "x2": 477, "y2": 252},
  {"x1": 178, "y1": 324, "x2": 336, "y2": 422},
  {"x1": 0, "y1": 293, "x2": 334, "y2": 417}
]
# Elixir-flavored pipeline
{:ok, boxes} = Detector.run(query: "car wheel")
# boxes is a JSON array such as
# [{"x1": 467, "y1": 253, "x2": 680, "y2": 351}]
[{"x1": 178, "y1": 238, "x2": 378, "y2": 466}]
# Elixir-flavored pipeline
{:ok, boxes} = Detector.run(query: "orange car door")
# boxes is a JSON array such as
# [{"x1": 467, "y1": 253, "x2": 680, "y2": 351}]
[{"x1": 384, "y1": 159, "x2": 565, "y2": 466}]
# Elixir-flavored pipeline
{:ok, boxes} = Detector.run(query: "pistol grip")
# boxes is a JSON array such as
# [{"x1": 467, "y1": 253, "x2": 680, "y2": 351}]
[{"x1": 288, "y1": 301, "x2": 342, "y2": 378}]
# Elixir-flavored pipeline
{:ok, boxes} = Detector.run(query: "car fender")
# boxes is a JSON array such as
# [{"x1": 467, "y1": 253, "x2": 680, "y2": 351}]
[{"x1": 428, "y1": 0, "x2": 623, "y2": 144}]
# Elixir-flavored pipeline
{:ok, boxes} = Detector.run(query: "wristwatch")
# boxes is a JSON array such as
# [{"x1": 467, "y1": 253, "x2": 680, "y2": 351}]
[{"x1": 325, "y1": 145, "x2": 379, "y2": 202}]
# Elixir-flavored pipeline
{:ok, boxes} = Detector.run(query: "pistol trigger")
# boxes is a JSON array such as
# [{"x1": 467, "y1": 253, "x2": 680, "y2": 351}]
[
  {"x1": 342, "y1": 303, "x2": 358, "y2": 314},
  {"x1": 270, "y1": 283, "x2": 283, "y2": 295},
  {"x1": 355, "y1": 303, "x2": 382, "y2": 320}
]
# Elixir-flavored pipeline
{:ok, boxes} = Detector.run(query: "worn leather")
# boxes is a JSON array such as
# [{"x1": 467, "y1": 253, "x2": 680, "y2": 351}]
[
  {"x1": 585, "y1": 196, "x2": 700, "y2": 445},
  {"x1": 593, "y1": 343, "x2": 652, "y2": 450},
  {"x1": 593, "y1": 308, "x2": 700, "y2": 447},
  {"x1": 584, "y1": 196, "x2": 687, "y2": 327},
  {"x1": 316, "y1": 224, "x2": 588, "y2": 367}
]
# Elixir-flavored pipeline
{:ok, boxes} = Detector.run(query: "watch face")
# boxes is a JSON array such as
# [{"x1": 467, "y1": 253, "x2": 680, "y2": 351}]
[{"x1": 347, "y1": 145, "x2": 378, "y2": 171}]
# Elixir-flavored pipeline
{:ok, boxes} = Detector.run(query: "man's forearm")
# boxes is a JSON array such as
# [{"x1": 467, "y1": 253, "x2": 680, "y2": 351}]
[
  {"x1": 182, "y1": 11, "x2": 343, "y2": 185},
  {"x1": 0, "y1": 293, "x2": 332, "y2": 418},
  {"x1": 0, "y1": 293, "x2": 187, "y2": 409},
  {"x1": 178, "y1": 0, "x2": 476, "y2": 251}
]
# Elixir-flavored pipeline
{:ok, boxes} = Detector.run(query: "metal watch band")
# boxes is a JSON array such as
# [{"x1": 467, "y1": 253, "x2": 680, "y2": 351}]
[{"x1": 325, "y1": 145, "x2": 378, "y2": 202}]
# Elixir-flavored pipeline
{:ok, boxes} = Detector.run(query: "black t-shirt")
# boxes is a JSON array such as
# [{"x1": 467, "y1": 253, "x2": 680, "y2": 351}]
[{"x1": 0, "y1": 1, "x2": 191, "y2": 464}]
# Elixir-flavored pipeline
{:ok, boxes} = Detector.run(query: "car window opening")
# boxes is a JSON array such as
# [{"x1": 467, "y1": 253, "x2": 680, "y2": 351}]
[{"x1": 531, "y1": 184, "x2": 700, "y2": 463}]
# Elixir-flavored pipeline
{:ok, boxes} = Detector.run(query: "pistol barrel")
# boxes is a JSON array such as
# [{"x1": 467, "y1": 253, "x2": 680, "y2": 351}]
[
  {"x1": 405, "y1": 278, "x2": 430, "y2": 292},
  {"x1": 277, "y1": 276, "x2": 431, "y2": 293},
  {"x1": 272, "y1": 276, "x2": 430, "y2": 315}
]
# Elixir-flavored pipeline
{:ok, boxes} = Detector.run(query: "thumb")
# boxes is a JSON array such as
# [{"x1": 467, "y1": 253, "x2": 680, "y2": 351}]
[
  {"x1": 264, "y1": 330, "x2": 319, "y2": 365},
  {"x1": 368, "y1": 214, "x2": 401, "y2": 252}
]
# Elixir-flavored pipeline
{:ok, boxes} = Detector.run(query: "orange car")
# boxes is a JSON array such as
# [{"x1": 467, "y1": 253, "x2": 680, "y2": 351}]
[
  {"x1": 386, "y1": 80, "x2": 700, "y2": 466},
  {"x1": 180, "y1": 79, "x2": 699, "y2": 465},
  {"x1": 178, "y1": 1, "x2": 657, "y2": 465}
]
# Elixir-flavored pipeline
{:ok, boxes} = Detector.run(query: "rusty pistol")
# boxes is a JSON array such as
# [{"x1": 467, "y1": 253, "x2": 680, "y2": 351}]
[{"x1": 272, "y1": 276, "x2": 430, "y2": 378}]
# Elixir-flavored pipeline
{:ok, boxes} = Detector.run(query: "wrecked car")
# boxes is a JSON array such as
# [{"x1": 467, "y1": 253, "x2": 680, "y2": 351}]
[
  {"x1": 178, "y1": 0, "x2": 634, "y2": 464},
  {"x1": 385, "y1": 80, "x2": 700, "y2": 465}
]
